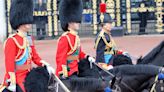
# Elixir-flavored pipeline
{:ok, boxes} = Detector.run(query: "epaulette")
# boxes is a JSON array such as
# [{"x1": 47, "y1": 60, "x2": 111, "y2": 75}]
[
  {"x1": 99, "y1": 31, "x2": 105, "y2": 37},
  {"x1": 8, "y1": 33, "x2": 16, "y2": 38},
  {"x1": 61, "y1": 32, "x2": 69, "y2": 36},
  {"x1": 3, "y1": 34, "x2": 16, "y2": 49},
  {"x1": 5, "y1": 33, "x2": 27, "y2": 49}
]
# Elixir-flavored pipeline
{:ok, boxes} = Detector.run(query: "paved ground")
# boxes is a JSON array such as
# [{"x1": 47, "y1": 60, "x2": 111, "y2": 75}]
[{"x1": 0, "y1": 34, "x2": 164, "y2": 83}]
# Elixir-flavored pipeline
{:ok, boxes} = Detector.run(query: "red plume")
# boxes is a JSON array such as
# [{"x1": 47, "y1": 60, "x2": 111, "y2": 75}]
[{"x1": 100, "y1": 3, "x2": 106, "y2": 13}]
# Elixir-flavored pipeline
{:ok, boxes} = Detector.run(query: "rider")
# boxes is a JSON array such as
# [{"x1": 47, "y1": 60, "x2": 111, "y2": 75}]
[
  {"x1": 95, "y1": 3, "x2": 128, "y2": 70},
  {"x1": 95, "y1": 13, "x2": 116, "y2": 70},
  {"x1": 55, "y1": 0, "x2": 95, "y2": 79},
  {"x1": 0, "y1": 0, "x2": 54, "y2": 91}
]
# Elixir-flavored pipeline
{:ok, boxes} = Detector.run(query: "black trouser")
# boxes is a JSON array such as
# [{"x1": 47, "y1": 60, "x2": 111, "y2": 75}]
[{"x1": 139, "y1": 20, "x2": 147, "y2": 34}]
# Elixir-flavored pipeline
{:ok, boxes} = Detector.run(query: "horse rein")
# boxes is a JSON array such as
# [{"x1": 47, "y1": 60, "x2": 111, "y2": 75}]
[
  {"x1": 150, "y1": 75, "x2": 158, "y2": 92},
  {"x1": 47, "y1": 74, "x2": 71, "y2": 92}
]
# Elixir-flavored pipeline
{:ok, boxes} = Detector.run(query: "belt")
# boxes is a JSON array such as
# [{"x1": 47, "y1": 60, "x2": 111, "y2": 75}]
[
  {"x1": 67, "y1": 55, "x2": 79, "y2": 60},
  {"x1": 16, "y1": 64, "x2": 31, "y2": 70}
]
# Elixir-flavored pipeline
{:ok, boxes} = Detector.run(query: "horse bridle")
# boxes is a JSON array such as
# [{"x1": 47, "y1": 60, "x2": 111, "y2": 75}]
[{"x1": 91, "y1": 61, "x2": 136, "y2": 92}]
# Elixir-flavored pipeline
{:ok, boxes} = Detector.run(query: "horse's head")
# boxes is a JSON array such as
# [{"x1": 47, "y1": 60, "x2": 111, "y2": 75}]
[
  {"x1": 113, "y1": 54, "x2": 133, "y2": 66},
  {"x1": 25, "y1": 66, "x2": 56, "y2": 92},
  {"x1": 78, "y1": 58, "x2": 101, "y2": 77},
  {"x1": 137, "y1": 40, "x2": 164, "y2": 66}
]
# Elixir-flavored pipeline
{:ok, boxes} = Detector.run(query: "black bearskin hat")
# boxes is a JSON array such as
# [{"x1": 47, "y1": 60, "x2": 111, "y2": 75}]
[
  {"x1": 59, "y1": 0, "x2": 83, "y2": 31},
  {"x1": 10, "y1": 0, "x2": 34, "y2": 30}
]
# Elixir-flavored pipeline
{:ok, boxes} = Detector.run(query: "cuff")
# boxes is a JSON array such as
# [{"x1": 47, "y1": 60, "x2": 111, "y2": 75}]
[
  {"x1": 0, "y1": 85, "x2": 6, "y2": 92},
  {"x1": 8, "y1": 72, "x2": 16, "y2": 84}
]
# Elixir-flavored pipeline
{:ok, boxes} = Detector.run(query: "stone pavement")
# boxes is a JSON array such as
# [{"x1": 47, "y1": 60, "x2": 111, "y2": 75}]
[{"x1": 0, "y1": 34, "x2": 163, "y2": 83}]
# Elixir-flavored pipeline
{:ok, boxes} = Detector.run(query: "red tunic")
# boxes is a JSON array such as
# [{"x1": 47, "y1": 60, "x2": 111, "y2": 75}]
[
  {"x1": 3, "y1": 34, "x2": 43, "y2": 92},
  {"x1": 56, "y1": 31, "x2": 86, "y2": 77}
]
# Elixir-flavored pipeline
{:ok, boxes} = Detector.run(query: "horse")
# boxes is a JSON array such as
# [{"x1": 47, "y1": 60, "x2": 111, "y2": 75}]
[
  {"x1": 111, "y1": 40, "x2": 164, "y2": 92},
  {"x1": 136, "y1": 40, "x2": 164, "y2": 92}
]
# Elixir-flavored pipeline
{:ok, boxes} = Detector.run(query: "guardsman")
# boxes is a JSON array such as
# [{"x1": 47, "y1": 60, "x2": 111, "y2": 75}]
[
  {"x1": 56, "y1": 0, "x2": 95, "y2": 78},
  {"x1": 0, "y1": 0, "x2": 54, "y2": 92}
]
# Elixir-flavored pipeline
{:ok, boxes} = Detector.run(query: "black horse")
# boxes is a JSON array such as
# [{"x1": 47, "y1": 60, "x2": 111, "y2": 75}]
[
  {"x1": 111, "y1": 40, "x2": 164, "y2": 92},
  {"x1": 136, "y1": 40, "x2": 164, "y2": 92}
]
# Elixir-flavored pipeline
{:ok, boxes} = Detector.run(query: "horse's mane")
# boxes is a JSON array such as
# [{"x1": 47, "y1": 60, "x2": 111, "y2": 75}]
[
  {"x1": 67, "y1": 77, "x2": 106, "y2": 91},
  {"x1": 25, "y1": 66, "x2": 50, "y2": 92},
  {"x1": 78, "y1": 58, "x2": 101, "y2": 77},
  {"x1": 137, "y1": 40, "x2": 164, "y2": 64}
]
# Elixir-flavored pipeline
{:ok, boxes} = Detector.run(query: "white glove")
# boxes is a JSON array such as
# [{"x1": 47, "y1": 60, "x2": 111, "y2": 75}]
[
  {"x1": 40, "y1": 60, "x2": 55, "y2": 75},
  {"x1": 107, "y1": 65, "x2": 114, "y2": 70},
  {"x1": 7, "y1": 84, "x2": 16, "y2": 92},
  {"x1": 7, "y1": 72, "x2": 16, "y2": 92},
  {"x1": 88, "y1": 56, "x2": 95, "y2": 63},
  {"x1": 46, "y1": 66, "x2": 55, "y2": 75},
  {"x1": 123, "y1": 51, "x2": 130, "y2": 58},
  {"x1": 159, "y1": 67, "x2": 164, "y2": 73}
]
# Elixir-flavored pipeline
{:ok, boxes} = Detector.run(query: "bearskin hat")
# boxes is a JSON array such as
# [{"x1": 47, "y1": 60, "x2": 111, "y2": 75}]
[
  {"x1": 10, "y1": 0, "x2": 34, "y2": 30},
  {"x1": 59, "y1": 0, "x2": 83, "y2": 31}
]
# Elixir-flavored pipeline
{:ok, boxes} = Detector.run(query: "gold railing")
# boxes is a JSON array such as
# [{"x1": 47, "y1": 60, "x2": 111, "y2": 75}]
[
  {"x1": 47, "y1": 0, "x2": 53, "y2": 36},
  {"x1": 126, "y1": 0, "x2": 164, "y2": 33},
  {"x1": 92, "y1": 0, "x2": 98, "y2": 34},
  {"x1": 53, "y1": 0, "x2": 58, "y2": 36},
  {"x1": 155, "y1": 0, "x2": 163, "y2": 32},
  {"x1": 106, "y1": 0, "x2": 116, "y2": 27},
  {"x1": 126, "y1": 0, "x2": 132, "y2": 33},
  {"x1": 6, "y1": 0, "x2": 12, "y2": 35}
]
